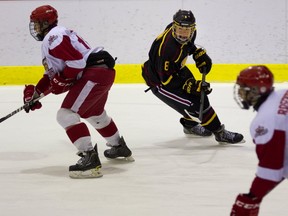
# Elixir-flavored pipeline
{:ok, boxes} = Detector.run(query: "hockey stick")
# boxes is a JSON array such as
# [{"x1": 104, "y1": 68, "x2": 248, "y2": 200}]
[
  {"x1": 0, "y1": 89, "x2": 51, "y2": 123},
  {"x1": 198, "y1": 69, "x2": 207, "y2": 121}
]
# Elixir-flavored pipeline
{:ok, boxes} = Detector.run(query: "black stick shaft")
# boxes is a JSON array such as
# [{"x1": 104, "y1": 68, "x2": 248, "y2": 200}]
[{"x1": 199, "y1": 70, "x2": 207, "y2": 121}]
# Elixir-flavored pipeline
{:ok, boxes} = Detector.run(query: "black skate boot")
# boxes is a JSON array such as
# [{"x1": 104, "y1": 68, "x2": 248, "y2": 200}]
[
  {"x1": 69, "y1": 144, "x2": 103, "y2": 178},
  {"x1": 180, "y1": 118, "x2": 212, "y2": 137},
  {"x1": 104, "y1": 136, "x2": 134, "y2": 162},
  {"x1": 213, "y1": 124, "x2": 244, "y2": 144}
]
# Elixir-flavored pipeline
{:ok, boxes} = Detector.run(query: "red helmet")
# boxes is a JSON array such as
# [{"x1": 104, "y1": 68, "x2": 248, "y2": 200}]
[
  {"x1": 30, "y1": 5, "x2": 58, "y2": 24},
  {"x1": 29, "y1": 5, "x2": 58, "y2": 41},
  {"x1": 236, "y1": 65, "x2": 274, "y2": 94},
  {"x1": 234, "y1": 65, "x2": 274, "y2": 109}
]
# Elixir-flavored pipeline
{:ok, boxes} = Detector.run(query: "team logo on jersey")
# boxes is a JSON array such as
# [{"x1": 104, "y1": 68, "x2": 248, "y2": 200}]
[
  {"x1": 48, "y1": 35, "x2": 58, "y2": 46},
  {"x1": 254, "y1": 126, "x2": 268, "y2": 138}
]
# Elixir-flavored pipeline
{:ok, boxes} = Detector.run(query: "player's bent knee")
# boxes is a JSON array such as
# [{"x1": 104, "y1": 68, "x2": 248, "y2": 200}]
[{"x1": 57, "y1": 108, "x2": 81, "y2": 129}]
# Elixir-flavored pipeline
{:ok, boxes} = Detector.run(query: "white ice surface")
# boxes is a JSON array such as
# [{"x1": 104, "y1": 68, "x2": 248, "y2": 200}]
[{"x1": 0, "y1": 83, "x2": 287, "y2": 216}]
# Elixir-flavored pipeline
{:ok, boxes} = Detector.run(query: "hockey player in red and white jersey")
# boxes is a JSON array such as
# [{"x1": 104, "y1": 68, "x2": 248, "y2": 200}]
[
  {"x1": 230, "y1": 65, "x2": 288, "y2": 215},
  {"x1": 24, "y1": 5, "x2": 134, "y2": 178}
]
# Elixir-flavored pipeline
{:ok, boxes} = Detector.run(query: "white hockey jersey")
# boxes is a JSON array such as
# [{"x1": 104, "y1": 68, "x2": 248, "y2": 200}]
[
  {"x1": 41, "y1": 26, "x2": 102, "y2": 81},
  {"x1": 250, "y1": 89, "x2": 288, "y2": 182}
]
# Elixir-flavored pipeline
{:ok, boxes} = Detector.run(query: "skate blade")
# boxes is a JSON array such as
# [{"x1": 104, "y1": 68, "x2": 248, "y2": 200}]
[
  {"x1": 69, "y1": 167, "x2": 103, "y2": 179},
  {"x1": 106, "y1": 155, "x2": 135, "y2": 162},
  {"x1": 218, "y1": 139, "x2": 246, "y2": 145},
  {"x1": 184, "y1": 133, "x2": 212, "y2": 138}
]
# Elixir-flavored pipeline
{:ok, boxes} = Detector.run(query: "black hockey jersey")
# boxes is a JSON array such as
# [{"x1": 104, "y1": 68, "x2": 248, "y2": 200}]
[{"x1": 142, "y1": 23, "x2": 197, "y2": 88}]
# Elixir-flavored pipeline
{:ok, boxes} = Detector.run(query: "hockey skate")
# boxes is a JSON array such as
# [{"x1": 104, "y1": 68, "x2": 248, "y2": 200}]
[
  {"x1": 213, "y1": 124, "x2": 244, "y2": 144},
  {"x1": 180, "y1": 118, "x2": 212, "y2": 137},
  {"x1": 69, "y1": 145, "x2": 103, "y2": 179},
  {"x1": 104, "y1": 136, "x2": 134, "y2": 162}
]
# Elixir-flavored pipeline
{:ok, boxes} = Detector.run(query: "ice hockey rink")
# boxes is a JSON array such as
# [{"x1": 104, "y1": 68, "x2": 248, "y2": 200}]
[{"x1": 0, "y1": 83, "x2": 287, "y2": 216}]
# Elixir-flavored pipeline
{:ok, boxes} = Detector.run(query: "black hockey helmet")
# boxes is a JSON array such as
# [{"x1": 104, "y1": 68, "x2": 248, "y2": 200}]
[
  {"x1": 172, "y1": 10, "x2": 196, "y2": 44},
  {"x1": 173, "y1": 10, "x2": 195, "y2": 27}
]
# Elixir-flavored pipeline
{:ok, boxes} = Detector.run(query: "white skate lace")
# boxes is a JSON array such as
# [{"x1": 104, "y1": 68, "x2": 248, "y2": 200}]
[
  {"x1": 76, "y1": 151, "x2": 88, "y2": 165},
  {"x1": 76, "y1": 156, "x2": 85, "y2": 165}
]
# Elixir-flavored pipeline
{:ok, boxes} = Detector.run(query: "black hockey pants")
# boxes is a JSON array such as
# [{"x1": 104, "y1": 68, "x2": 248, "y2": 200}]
[{"x1": 151, "y1": 85, "x2": 221, "y2": 131}]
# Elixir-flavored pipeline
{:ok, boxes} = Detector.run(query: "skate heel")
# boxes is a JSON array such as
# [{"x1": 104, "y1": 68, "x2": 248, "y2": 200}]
[{"x1": 104, "y1": 137, "x2": 134, "y2": 162}]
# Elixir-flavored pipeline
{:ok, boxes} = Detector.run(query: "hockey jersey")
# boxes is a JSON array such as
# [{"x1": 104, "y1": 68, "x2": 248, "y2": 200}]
[
  {"x1": 249, "y1": 89, "x2": 288, "y2": 198},
  {"x1": 36, "y1": 25, "x2": 103, "y2": 93},
  {"x1": 142, "y1": 23, "x2": 197, "y2": 88}
]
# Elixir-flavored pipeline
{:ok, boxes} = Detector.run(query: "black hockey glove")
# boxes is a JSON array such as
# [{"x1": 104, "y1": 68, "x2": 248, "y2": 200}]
[
  {"x1": 193, "y1": 48, "x2": 212, "y2": 74},
  {"x1": 182, "y1": 78, "x2": 212, "y2": 95}
]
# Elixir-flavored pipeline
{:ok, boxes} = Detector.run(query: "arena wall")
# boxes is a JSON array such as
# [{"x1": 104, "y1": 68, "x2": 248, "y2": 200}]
[{"x1": 0, "y1": 0, "x2": 287, "y2": 84}]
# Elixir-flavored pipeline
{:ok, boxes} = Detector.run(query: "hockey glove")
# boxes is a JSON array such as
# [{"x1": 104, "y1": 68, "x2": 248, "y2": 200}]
[
  {"x1": 23, "y1": 85, "x2": 42, "y2": 113},
  {"x1": 50, "y1": 73, "x2": 75, "y2": 95},
  {"x1": 193, "y1": 48, "x2": 212, "y2": 74},
  {"x1": 182, "y1": 78, "x2": 212, "y2": 95},
  {"x1": 230, "y1": 193, "x2": 261, "y2": 216}
]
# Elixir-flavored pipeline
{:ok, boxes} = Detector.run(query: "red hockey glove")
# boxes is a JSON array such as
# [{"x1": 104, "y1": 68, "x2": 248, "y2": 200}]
[
  {"x1": 182, "y1": 78, "x2": 212, "y2": 95},
  {"x1": 192, "y1": 48, "x2": 212, "y2": 74},
  {"x1": 230, "y1": 193, "x2": 261, "y2": 216},
  {"x1": 23, "y1": 85, "x2": 42, "y2": 113},
  {"x1": 50, "y1": 74, "x2": 74, "y2": 95}
]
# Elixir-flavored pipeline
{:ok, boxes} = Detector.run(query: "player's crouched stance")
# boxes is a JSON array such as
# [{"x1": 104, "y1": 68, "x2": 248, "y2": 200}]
[
  {"x1": 141, "y1": 10, "x2": 244, "y2": 144},
  {"x1": 24, "y1": 5, "x2": 133, "y2": 179},
  {"x1": 230, "y1": 65, "x2": 288, "y2": 215}
]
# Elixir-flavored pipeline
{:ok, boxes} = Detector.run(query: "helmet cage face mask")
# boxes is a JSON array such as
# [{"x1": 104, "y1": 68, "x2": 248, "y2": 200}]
[
  {"x1": 234, "y1": 84, "x2": 261, "y2": 109},
  {"x1": 29, "y1": 21, "x2": 49, "y2": 41},
  {"x1": 172, "y1": 23, "x2": 196, "y2": 44}
]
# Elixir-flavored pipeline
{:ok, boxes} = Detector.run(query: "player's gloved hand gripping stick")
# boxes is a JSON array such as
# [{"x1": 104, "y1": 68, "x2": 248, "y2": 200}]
[
  {"x1": 192, "y1": 48, "x2": 211, "y2": 121},
  {"x1": 0, "y1": 88, "x2": 51, "y2": 123}
]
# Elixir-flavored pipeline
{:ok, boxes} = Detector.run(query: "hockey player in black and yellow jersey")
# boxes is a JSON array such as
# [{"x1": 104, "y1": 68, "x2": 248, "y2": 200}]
[{"x1": 142, "y1": 10, "x2": 244, "y2": 144}]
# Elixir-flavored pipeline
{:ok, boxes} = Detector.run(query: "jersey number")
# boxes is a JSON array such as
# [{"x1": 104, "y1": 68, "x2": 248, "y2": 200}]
[{"x1": 164, "y1": 61, "x2": 169, "y2": 71}]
